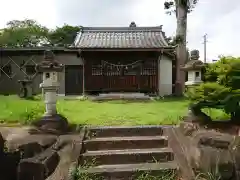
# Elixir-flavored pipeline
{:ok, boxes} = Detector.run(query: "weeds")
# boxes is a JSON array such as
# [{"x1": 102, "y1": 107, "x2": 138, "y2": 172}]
[
  {"x1": 131, "y1": 157, "x2": 178, "y2": 180},
  {"x1": 71, "y1": 167, "x2": 177, "y2": 180},
  {"x1": 70, "y1": 157, "x2": 225, "y2": 180},
  {"x1": 19, "y1": 106, "x2": 44, "y2": 124},
  {"x1": 70, "y1": 155, "x2": 179, "y2": 180},
  {"x1": 195, "y1": 172, "x2": 221, "y2": 180},
  {"x1": 133, "y1": 170, "x2": 177, "y2": 180},
  {"x1": 70, "y1": 159, "x2": 104, "y2": 180}
]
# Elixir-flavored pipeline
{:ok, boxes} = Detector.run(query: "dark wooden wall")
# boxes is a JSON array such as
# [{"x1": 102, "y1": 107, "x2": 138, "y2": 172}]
[
  {"x1": 0, "y1": 49, "x2": 81, "y2": 95},
  {"x1": 65, "y1": 65, "x2": 83, "y2": 95},
  {"x1": 82, "y1": 51, "x2": 159, "y2": 93}
]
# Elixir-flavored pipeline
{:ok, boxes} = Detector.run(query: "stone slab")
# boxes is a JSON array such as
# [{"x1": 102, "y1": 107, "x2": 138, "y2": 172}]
[
  {"x1": 6, "y1": 134, "x2": 57, "y2": 151},
  {"x1": 88, "y1": 125, "x2": 164, "y2": 137},
  {"x1": 85, "y1": 162, "x2": 179, "y2": 179},
  {"x1": 46, "y1": 130, "x2": 86, "y2": 180},
  {"x1": 18, "y1": 148, "x2": 59, "y2": 180},
  {"x1": 82, "y1": 148, "x2": 174, "y2": 165},
  {"x1": 84, "y1": 136, "x2": 168, "y2": 151}
]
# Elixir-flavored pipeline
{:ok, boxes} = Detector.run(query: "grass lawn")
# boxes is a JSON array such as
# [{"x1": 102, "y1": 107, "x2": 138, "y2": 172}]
[{"x1": 0, "y1": 95, "x2": 228, "y2": 126}]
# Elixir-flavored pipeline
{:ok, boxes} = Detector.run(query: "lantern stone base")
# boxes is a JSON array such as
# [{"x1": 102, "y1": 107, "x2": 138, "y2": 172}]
[
  {"x1": 33, "y1": 114, "x2": 69, "y2": 134},
  {"x1": 185, "y1": 80, "x2": 202, "y2": 86}
]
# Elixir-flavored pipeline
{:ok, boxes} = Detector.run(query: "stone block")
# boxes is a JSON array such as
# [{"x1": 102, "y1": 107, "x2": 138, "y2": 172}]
[
  {"x1": 0, "y1": 132, "x2": 5, "y2": 154},
  {"x1": 188, "y1": 131, "x2": 235, "y2": 179},
  {"x1": 6, "y1": 135, "x2": 57, "y2": 151},
  {"x1": 18, "y1": 142, "x2": 43, "y2": 159},
  {"x1": 33, "y1": 114, "x2": 69, "y2": 134},
  {"x1": 179, "y1": 120, "x2": 200, "y2": 136},
  {"x1": 45, "y1": 134, "x2": 84, "y2": 180},
  {"x1": 199, "y1": 136, "x2": 231, "y2": 149},
  {"x1": 18, "y1": 148, "x2": 60, "y2": 180},
  {"x1": 192, "y1": 146, "x2": 235, "y2": 179}
]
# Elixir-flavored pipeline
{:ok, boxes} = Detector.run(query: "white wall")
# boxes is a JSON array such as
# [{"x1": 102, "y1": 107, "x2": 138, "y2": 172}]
[
  {"x1": 185, "y1": 70, "x2": 202, "y2": 85},
  {"x1": 188, "y1": 71, "x2": 195, "y2": 82},
  {"x1": 158, "y1": 55, "x2": 172, "y2": 96}
]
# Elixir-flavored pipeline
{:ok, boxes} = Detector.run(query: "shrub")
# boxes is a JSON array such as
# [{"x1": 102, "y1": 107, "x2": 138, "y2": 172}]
[
  {"x1": 185, "y1": 82, "x2": 231, "y2": 102},
  {"x1": 186, "y1": 56, "x2": 240, "y2": 121}
]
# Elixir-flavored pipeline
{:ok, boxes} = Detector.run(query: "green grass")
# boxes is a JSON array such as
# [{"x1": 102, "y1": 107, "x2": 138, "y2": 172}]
[{"x1": 0, "y1": 95, "x2": 228, "y2": 126}]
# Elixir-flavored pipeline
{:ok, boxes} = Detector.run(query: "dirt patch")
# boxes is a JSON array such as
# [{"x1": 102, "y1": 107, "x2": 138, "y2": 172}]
[{"x1": 0, "y1": 126, "x2": 32, "y2": 140}]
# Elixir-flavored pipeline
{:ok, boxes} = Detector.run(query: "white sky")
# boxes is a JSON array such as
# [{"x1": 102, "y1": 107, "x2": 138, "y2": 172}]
[{"x1": 0, "y1": 0, "x2": 239, "y2": 62}]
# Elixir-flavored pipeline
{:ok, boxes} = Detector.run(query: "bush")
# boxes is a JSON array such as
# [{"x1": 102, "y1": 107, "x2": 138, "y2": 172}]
[
  {"x1": 186, "y1": 56, "x2": 240, "y2": 102},
  {"x1": 185, "y1": 82, "x2": 231, "y2": 102},
  {"x1": 186, "y1": 56, "x2": 240, "y2": 121}
]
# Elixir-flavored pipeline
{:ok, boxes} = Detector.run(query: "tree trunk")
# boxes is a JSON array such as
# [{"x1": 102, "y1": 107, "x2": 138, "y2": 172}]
[{"x1": 175, "y1": 2, "x2": 187, "y2": 96}]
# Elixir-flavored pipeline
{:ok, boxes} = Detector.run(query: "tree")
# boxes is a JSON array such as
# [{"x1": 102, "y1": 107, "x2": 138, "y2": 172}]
[
  {"x1": 0, "y1": 20, "x2": 82, "y2": 47},
  {"x1": 0, "y1": 19, "x2": 49, "y2": 47},
  {"x1": 164, "y1": 0, "x2": 199, "y2": 95},
  {"x1": 48, "y1": 24, "x2": 81, "y2": 47}
]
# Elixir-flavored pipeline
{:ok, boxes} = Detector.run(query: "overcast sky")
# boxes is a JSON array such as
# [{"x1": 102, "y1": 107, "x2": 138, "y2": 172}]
[{"x1": 0, "y1": 0, "x2": 239, "y2": 62}]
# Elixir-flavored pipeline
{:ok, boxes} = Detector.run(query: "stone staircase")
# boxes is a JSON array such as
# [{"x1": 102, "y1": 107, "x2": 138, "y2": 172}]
[{"x1": 80, "y1": 126, "x2": 179, "y2": 179}]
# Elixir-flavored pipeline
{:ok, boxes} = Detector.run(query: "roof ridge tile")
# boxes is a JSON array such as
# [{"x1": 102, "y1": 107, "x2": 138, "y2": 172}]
[{"x1": 73, "y1": 25, "x2": 170, "y2": 49}]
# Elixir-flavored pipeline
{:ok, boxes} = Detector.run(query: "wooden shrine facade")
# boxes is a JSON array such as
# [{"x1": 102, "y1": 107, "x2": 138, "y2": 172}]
[
  {"x1": 81, "y1": 51, "x2": 160, "y2": 93},
  {"x1": 73, "y1": 22, "x2": 176, "y2": 95}
]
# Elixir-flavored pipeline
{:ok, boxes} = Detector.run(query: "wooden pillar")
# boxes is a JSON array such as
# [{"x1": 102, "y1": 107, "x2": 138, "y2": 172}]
[
  {"x1": 157, "y1": 51, "x2": 163, "y2": 96},
  {"x1": 102, "y1": 60, "x2": 105, "y2": 93},
  {"x1": 78, "y1": 50, "x2": 85, "y2": 96},
  {"x1": 136, "y1": 60, "x2": 142, "y2": 93},
  {"x1": 82, "y1": 57, "x2": 85, "y2": 96}
]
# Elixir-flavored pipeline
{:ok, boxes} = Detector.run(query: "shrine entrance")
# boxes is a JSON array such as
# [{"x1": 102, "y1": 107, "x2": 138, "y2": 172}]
[
  {"x1": 85, "y1": 53, "x2": 159, "y2": 94},
  {"x1": 102, "y1": 60, "x2": 142, "y2": 92}
]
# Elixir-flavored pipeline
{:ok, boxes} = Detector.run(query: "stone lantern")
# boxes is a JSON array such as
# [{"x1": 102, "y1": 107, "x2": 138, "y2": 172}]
[
  {"x1": 18, "y1": 78, "x2": 33, "y2": 99},
  {"x1": 181, "y1": 50, "x2": 205, "y2": 86},
  {"x1": 181, "y1": 50, "x2": 205, "y2": 121},
  {"x1": 34, "y1": 50, "x2": 68, "y2": 133}
]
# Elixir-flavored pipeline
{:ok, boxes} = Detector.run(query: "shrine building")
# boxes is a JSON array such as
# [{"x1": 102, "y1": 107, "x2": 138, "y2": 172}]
[{"x1": 0, "y1": 22, "x2": 176, "y2": 96}]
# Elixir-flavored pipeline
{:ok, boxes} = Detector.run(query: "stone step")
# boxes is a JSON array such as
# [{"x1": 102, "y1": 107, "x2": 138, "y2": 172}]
[
  {"x1": 84, "y1": 162, "x2": 179, "y2": 179},
  {"x1": 87, "y1": 125, "x2": 164, "y2": 138},
  {"x1": 84, "y1": 136, "x2": 168, "y2": 151},
  {"x1": 99, "y1": 92, "x2": 148, "y2": 97},
  {"x1": 90, "y1": 96, "x2": 152, "y2": 101},
  {"x1": 81, "y1": 148, "x2": 174, "y2": 165}
]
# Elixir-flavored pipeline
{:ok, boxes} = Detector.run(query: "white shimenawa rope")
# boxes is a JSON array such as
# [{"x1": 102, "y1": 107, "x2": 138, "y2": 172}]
[{"x1": 102, "y1": 60, "x2": 142, "y2": 67}]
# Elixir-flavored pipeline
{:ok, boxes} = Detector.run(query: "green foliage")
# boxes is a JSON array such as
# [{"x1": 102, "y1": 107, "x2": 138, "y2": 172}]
[
  {"x1": 70, "y1": 159, "x2": 104, "y2": 180},
  {"x1": 0, "y1": 19, "x2": 49, "y2": 47},
  {"x1": 164, "y1": 0, "x2": 199, "y2": 14},
  {"x1": 19, "y1": 105, "x2": 44, "y2": 124},
  {"x1": 187, "y1": 56, "x2": 240, "y2": 102},
  {"x1": 0, "y1": 19, "x2": 81, "y2": 47},
  {"x1": 133, "y1": 170, "x2": 177, "y2": 180},
  {"x1": 71, "y1": 158, "x2": 177, "y2": 180},
  {"x1": 48, "y1": 24, "x2": 81, "y2": 46},
  {"x1": 185, "y1": 82, "x2": 231, "y2": 102},
  {"x1": 186, "y1": 56, "x2": 240, "y2": 120},
  {"x1": 204, "y1": 56, "x2": 240, "y2": 88}
]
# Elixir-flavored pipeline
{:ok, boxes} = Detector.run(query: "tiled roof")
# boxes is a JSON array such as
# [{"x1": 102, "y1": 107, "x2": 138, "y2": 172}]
[
  {"x1": 73, "y1": 24, "x2": 169, "y2": 49},
  {"x1": 181, "y1": 60, "x2": 204, "y2": 70}
]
